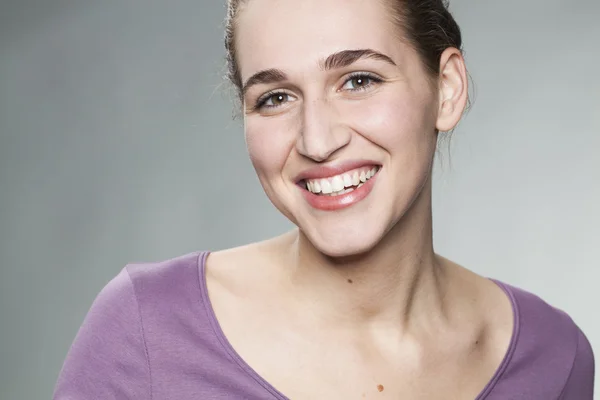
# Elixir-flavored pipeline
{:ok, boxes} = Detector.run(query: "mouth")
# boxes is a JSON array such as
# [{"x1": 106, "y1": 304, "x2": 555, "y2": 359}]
[{"x1": 300, "y1": 165, "x2": 381, "y2": 197}]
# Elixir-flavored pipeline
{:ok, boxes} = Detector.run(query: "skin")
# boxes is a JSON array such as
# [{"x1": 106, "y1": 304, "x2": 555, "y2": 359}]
[{"x1": 207, "y1": 0, "x2": 514, "y2": 398}]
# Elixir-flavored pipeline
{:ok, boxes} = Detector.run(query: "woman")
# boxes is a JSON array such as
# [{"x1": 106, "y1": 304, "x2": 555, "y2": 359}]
[{"x1": 54, "y1": 0, "x2": 595, "y2": 398}]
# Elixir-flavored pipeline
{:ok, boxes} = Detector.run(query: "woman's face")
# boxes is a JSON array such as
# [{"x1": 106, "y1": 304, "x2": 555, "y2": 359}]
[{"x1": 236, "y1": 0, "x2": 455, "y2": 257}]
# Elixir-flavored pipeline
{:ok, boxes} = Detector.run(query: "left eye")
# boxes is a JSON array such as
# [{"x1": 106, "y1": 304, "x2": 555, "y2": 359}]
[{"x1": 341, "y1": 74, "x2": 378, "y2": 91}]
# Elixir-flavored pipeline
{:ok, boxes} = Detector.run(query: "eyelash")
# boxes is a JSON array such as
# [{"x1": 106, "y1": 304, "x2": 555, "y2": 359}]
[
  {"x1": 253, "y1": 72, "x2": 383, "y2": 111},
  {"x1": 343, "y1": 72, "x2": 383, "y2": 92}
]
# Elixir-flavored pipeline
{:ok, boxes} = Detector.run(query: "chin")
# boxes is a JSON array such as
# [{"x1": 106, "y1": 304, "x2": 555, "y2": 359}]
[{"x1": 302, "y1": 223, "x2": 387, "y2": 259}]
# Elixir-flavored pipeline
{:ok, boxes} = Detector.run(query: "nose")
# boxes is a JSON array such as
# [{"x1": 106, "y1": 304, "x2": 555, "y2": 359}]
[{"x1": 295, "y1": 98, "x2": 351, "y2": 162}]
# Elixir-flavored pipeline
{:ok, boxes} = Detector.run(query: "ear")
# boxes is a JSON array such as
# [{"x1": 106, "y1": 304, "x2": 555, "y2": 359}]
[{"x1": 435, "y1": 47, "x2": 468, "y2": 132}]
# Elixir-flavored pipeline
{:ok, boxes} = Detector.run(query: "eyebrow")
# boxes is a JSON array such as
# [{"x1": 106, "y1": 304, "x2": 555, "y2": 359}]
[{"x1": 241, "y1": 49, "x2": 397, "y2": 95}]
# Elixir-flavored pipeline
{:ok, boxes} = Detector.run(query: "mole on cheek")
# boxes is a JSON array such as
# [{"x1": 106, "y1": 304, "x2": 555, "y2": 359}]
[
  {"x1": 377, "y1": 384, "x2": 384, "y2": 392},
  {"x1": 347, "y1": 279, "x2": 353, "y2": 284}
]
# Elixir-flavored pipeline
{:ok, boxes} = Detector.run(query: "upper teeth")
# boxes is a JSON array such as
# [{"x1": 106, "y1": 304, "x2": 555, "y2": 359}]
[{"x1": 306, "y1": 166, "x2": 379, "y2": 195}]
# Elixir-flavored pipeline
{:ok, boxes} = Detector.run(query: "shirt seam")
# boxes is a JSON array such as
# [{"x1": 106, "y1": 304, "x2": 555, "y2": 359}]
[
  {"x1": 125, "y1": 265, "x2": 154, "y2": 400},
  {"x1": 556, "y1": 326, "x2": 581, "y2": 400}
]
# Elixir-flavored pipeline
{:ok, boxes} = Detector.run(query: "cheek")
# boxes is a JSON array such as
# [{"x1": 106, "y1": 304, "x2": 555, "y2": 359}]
[
  {"x1": 244, "y1": 117, "x2": 296, "y2": 179},
  {"x1": 244, "y1": 116, "x2": 300, "y2": 223},
  {"x1": 343, "y1": 89, "x2": 438, "y2": 153}
]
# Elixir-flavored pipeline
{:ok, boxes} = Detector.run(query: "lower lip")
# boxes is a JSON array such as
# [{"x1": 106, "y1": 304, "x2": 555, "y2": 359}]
[{"x1": 301, "y1": 172, "x2": 379, "y2": 211}]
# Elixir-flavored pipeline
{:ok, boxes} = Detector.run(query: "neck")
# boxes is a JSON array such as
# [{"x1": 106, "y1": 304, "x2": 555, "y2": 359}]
[{"x1": 280, "y1": 182, "x2": 449, "y2": 331}]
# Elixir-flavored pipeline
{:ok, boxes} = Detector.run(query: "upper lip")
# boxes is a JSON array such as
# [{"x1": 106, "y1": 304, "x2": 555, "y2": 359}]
[{"x1": 294, "y1": 160, "x2": 382, "y2": 183}]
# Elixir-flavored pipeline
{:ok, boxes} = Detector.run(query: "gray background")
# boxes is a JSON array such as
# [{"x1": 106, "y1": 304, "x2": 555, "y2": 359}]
[{"x1": 0, "y1": 0, "x2": 598, "y2": 398}]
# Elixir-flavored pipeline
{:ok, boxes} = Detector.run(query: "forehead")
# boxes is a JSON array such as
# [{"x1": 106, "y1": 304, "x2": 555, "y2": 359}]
[{"x1": 235, "y1": 0, "x2": 404, "y2": 80}]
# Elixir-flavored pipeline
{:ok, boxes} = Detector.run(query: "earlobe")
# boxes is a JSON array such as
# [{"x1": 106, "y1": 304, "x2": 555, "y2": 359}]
[{"x1": 435, "y1": 48, "x2": 468, "y2": 132}]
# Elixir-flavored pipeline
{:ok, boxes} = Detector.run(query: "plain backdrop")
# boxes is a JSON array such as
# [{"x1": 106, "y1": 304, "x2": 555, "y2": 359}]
[{"x1": 0, "y1": 0, "x2": 598, "y2": 398}]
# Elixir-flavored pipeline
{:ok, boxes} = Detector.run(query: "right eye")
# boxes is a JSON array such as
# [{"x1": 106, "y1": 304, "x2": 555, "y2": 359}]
[{"x1": 256, "y1": 92, "x2": 294, "y2": 110}]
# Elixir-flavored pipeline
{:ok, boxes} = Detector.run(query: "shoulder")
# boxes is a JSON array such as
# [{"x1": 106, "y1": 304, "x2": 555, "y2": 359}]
[
  {"x1": 500, "y1": 281, "x2": 587, "y2": 351},
  {"x1": 54, "y1": 251, "x2": 213, "y2": 398},
  {"x1": 125, "y1": 250, "x2": 205, "y2": 298},
  {"x1": 205, "y1": 236, "x2": 293, "y2": 293},
  {"x1": 68, "y1": 249, "x2": 208, "y2": 351},
  {"x1": 560, "y1": 325, "x2": 596, "y2": 399},
  {"x1": 500, "y1": 281, "x2": 577, "y2": 336},
  {"x1": 126, "y1": 250, "x2": 205, "y2": 282},
  {"x1": 54, "y1": 264, "x2": 155, "y2": 398},
  {"x1": 68, "y1": 267, "x2": 142, "y2": 343},
  {"x1": 491, "y1": 280, "x2": 595, "y2": 398}
]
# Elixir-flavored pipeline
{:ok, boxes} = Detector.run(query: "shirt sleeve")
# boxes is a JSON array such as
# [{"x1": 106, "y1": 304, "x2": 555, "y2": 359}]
[
  {"x1": 559, "y1": 327, "x2": 595, "y2": 399},
  {"x1": 53, "y1": 267, "x2": 152, "y2": 400}
]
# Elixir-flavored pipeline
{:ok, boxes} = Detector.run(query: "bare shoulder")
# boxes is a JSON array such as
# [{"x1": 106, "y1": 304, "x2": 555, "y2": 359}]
[
  {"x1": 443, "y1": 257, "x2": 513, "y2": 321},
  {"x1": 440, "y1": 256, "x2": 515, "y2": 363},
  {"x1": 205, "y1": 232, "x2": 295, "y2": 297}
]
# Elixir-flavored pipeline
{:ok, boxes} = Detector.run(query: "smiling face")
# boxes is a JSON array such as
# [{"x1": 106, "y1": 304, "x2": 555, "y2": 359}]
[{"x1": 235, "y1": 0, "x2": 465, "y2": 257}]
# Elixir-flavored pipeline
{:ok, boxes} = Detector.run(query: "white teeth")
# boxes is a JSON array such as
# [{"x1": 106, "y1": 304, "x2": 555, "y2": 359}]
[
  {"x1": 313, "y1": 180, "x2": 321, "y2": 193},
  {"x1": 331, "y1": 176, "x2": 344, "y2": 192},
  {"x1": 305, "y1": 166, "x2": 380, "y2": 195},
  {"x1": 343, "y1": 174, "x2": 353, "y2": 187},
  {"x1": 321, "y1": 179, "x2": 332, "y2": 194},
  {"x1": 352, "y1": 171, "x2": 360, "y2": 186}
]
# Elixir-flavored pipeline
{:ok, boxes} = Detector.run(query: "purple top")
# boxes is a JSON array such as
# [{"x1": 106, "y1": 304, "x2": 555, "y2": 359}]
[{"x1": 54, "y1": 251, "x2": 595, "y2": 399}]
